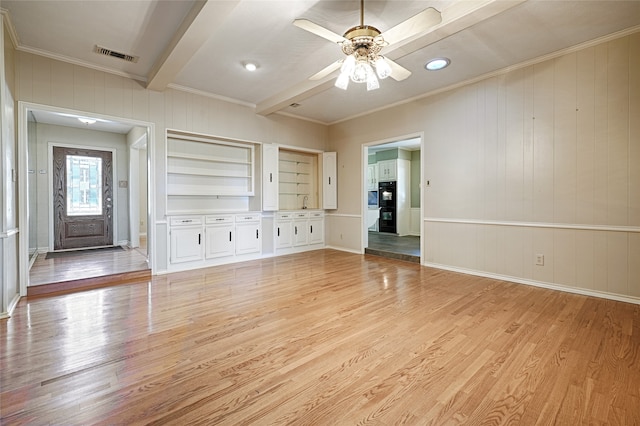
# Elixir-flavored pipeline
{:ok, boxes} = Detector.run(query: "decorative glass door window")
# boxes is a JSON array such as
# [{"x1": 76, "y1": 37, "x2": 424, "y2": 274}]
[{"x1": 66, "y1": 154, "x2": 103, "y2": 216}]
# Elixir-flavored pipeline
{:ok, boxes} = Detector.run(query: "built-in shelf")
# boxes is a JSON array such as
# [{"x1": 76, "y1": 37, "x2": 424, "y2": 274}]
[
  {"x1": 166, "y1": 130, "x2": 255, "y2": 213},
  {"x1": 278, "y1": 150, "x2": 318, "y2": 210}
]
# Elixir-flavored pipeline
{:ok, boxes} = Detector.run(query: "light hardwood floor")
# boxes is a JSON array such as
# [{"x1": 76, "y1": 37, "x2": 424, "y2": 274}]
[
  {"x1": 29, "y1": 244, "x2": 149, "y2": 287},
  {"x1": 2, "y1": 250, "x2": 639, "y2": 424}
]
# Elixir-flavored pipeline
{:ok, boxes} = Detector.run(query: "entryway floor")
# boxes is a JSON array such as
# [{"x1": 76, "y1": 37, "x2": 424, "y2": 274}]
[{"x1": 365, "y1": 232, "x2": 420, "y2": 263}]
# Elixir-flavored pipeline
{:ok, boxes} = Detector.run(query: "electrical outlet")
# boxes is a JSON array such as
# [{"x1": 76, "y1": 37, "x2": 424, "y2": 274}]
[{"x1": 535, "y1": 254, "x2": 544, "y2": 266}]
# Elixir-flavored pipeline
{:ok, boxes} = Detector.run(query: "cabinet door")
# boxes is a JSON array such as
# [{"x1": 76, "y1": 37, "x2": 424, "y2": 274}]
[
  {"x1": 378, "y1": 160, "x2": 397, "y2": 182},
  {"x1": 236, "y1": 222, "x2": 261, "y2": 255},
  {"x1": 367, "y1": 164, "x2": 378, "y2": 191},
  {"x1": 275, "y1": 220, "x2": 293, "y2": 249},
  {"x1": 170, "y1": 226, "x2": 203, "y2": 263},
  {"x1": 262, "y1": 143, "x2": 279, "y2": 211},
  {"x1": 205, "y1": 225, "x2": 234, "y2": 259},
  {"x1": 308, "y1": 217, "x2": 324, "y2": 245},
  {"x1": 293, "y1": 220, "x2": 309, "y2": 246},
  {"x1": 322, "y1": 152, "x2": 337, "y2": 209}
]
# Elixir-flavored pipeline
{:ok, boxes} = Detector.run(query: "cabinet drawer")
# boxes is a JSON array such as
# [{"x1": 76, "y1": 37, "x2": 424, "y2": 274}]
[
  {"x1": 293, "y1": 212, "x2": 309, "y2": 219},
  {"x1": 206, "y1": 215, "x2": 234, "y2": 224},
  {"x1": 170, "y1": 217, "x2": 203, "y2": 226},
  {"x1": 277, "y1": 212, "x2": 294, "y2": 220},
  {"x1": 235, "y1": 213, "x2": 261, "y2": 223},
  {"x1": 309, "y1": 211, "x2": 324, "y2": 219}
]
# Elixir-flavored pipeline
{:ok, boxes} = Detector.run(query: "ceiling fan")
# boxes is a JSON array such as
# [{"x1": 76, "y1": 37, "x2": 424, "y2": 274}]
[{"x1": 294, "y1": 0, "x2": 442, "y2": 91}]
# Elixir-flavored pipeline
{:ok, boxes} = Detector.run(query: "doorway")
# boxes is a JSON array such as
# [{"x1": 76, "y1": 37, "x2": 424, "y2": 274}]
[
  {"x1": 18, "y1": 102, "x2": 155, "y2": 294},
  {"x1": 52, "y1": 146, "x2": 114, "y2": 250},
  {"x1": 363, "y1": 135, "x2": 423, "y2": 263}
]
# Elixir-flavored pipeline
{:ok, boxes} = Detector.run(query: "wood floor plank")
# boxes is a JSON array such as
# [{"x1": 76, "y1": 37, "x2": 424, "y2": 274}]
[{"x1": 2, "y1": 250, "x2": 639, "y2": 424}]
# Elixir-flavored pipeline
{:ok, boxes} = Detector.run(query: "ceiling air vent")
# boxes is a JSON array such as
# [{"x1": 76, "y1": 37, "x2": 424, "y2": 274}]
[{"x1": 94, "y1": 45, "x2": 139, "y2": 63}]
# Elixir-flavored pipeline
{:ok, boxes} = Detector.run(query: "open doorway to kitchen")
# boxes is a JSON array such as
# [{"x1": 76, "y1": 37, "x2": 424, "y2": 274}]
[{"x1": 363, "y1": 134, "x2": 423, "y2": 263}]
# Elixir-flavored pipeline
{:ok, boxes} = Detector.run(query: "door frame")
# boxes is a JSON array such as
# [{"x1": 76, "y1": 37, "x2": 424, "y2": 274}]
[
  {"x1": 17, "y1": 101, "x2": 156, "y2": 296},
  {"x1": 361, "y1": 132, "x2": 425, "y2": 265},
  {"x1": 48, "y1": 143, "x2": 117, "y2": 251}
]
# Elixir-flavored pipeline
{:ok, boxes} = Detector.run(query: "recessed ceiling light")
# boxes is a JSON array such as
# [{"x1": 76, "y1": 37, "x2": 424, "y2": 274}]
[
  {"x1": 78, "y1": 117, "x2": 97, "y2": 125},
  {"x1": 425, "y1": 57, "x2": 450, "y2": 71},
  {"x1": 244, "y1": 62, "x2": 258, "y2": 71}
]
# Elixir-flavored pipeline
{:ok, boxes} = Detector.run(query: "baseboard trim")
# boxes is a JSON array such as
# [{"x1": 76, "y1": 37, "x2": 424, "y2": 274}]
[
  {"x1": 324, "y1": 245, "x2": 362, "y2": 255},
  {"x1": 423, "y1": 262, "x2": 640, "y2": 306}
]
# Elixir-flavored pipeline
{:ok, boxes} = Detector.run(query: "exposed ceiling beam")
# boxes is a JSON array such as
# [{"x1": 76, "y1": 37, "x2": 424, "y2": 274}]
[
  {"x1": 255, "y1": 0, "x2": 527, "y2": 117},
  {"x1": 146, "y1": 0, "x2": 240, "y2": 92}
]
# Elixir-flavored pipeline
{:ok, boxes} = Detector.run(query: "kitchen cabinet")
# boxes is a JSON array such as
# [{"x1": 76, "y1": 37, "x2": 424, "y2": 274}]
[
  {"x1": 377, "y1": 159, "x2": 397, "y2": 182},
  {"x1": 367, "y1": 164, "x2": 378, "y2": 191}
]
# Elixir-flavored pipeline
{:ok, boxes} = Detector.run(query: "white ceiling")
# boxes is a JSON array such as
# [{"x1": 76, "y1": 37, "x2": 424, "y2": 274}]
[{"x1": 4, "y1": 0, "x2": 640, "y2": 125}]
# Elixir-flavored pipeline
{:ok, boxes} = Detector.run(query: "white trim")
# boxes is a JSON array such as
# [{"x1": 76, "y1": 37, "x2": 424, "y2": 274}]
[
  {"x1": 423, "y1": 262, "x2": 640, "y2": 306},
  {"x1": 0, "y1": 9, "x2": 19, "y2": 48},
  {"x1": 0, "y1": 292, "x2": 21, "y2": 319},
  {"x1": 0, "y1": 228, "x2": 18, "y2": 238},
  {"x1": 325, "y1": 213, "x2": 361, "y2": 218},
  {"x1": 167, "y1": 84, "x2": 255, "y2": 109},
  {"x1": 424, "y1": 218, "x2": 640, "y2": 233},
  {"x1": 324, "y1": 245, "x2": 362, "y2": 255},
  {"x1": 16, "y1": 45, "x2": 147, "y2": 83}
]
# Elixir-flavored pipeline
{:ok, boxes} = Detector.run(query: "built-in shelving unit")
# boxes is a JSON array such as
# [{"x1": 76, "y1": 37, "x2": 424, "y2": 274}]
[
  {"x1": 278, "y1": 149, "x2": 318, "y2": 210},
  {"x1": 166, "y1": 130, "x2": 255, "y2": 214}
]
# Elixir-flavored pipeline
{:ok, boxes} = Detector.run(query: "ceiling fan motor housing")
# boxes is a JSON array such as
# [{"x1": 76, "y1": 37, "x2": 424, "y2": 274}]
[{"x1": 341, "y1": 25, "x2": 385, "y2": 59}]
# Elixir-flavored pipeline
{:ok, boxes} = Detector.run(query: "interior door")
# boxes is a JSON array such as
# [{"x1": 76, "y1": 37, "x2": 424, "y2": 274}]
[{"x1": 52, "y1": 146, "x2": 114, "y2": 250}]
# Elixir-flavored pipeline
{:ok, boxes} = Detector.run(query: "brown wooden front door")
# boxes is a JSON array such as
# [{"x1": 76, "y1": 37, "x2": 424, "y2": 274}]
[{"x1": 53, "y1": 146, "x2": 114, "y2": 250}]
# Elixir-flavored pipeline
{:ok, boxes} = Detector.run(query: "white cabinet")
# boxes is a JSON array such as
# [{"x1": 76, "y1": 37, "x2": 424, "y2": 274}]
[
  {"x1": 235, "y1": 214, "x2": 261, "y2": 255},
  {"x1": 275, "y1": 212, "x2": 293, "y2": 249},
  {"x1": 367, "y1": 164, "x2": 378, "y2": 191},
  {"x1": 169, "y1": 217, "x2": 203, "y2": 263},
  {"x1": 322, "y1": 152, "x2": 337, "y2": 209},
  {"x1": 378, "y1": 159, "x2": 397, "y2": 181},
  {"x1": 205, "y1": 215, "x2": 234, "y2": 259},
  {"x1": 169, "y1": 212, "x2": 262, "y2": 271},
  {"x1": 308, "y1": 211, "x2": 324, "y2": 245},
  {"x1": 276, "y1": 211, "x2": 324, "y2": 253},
  {"x1": 262, "y1": 144, "x2": 279, "y2": 211},
  {"x1": 293, "y1": 212, "x2": 309, "y2": 246}
]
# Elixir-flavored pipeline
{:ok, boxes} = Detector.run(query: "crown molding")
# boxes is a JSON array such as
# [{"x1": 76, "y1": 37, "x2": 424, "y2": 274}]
[{"x1": 0, "y1": 8, "x2": 20, "y2": 48}]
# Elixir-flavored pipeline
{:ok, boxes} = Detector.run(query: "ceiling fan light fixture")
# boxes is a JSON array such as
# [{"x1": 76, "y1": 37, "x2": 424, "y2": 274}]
[
  {"x1": 366, "y1": 71, "x2": 380, "y2": 91},
  {"x1": 335, "y1": 71, "x2": 350, "y2": 90},
  {"x1": 351, "y1": 60, "x2": 371, "y2": 83},
  {"x1": 425, "y1": 57, "x2": 450, "y2": 71},
  {"x1": 374, "y1": 56, "x2": 392, "y2": 79}
]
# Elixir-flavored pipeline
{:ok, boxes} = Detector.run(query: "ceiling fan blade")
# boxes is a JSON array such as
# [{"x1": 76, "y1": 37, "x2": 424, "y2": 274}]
[
  {"x1": 385, "y1": 58, "x2": 412, "y2": 81},
  {"x1": 379, "y1": 7, "x2": 442, "y2": 46},
  {"x1": 309, "y1": 60, "x2": 343, "y2": 81},
  {"x1": 293, "y1": 19, "x2": 348, "y2": 44}
]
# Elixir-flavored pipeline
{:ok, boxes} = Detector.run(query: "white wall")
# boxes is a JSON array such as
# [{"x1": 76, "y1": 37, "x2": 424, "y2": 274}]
[
  {"x1": 14, "y1": 51, "x2": 328, "y2": 273},
  {"x1": 328, "y1": 31, "x2": 640, "y2": 302},
  {"x1": 33, "y1": 123, "x2": 129, "y2": 248}
]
